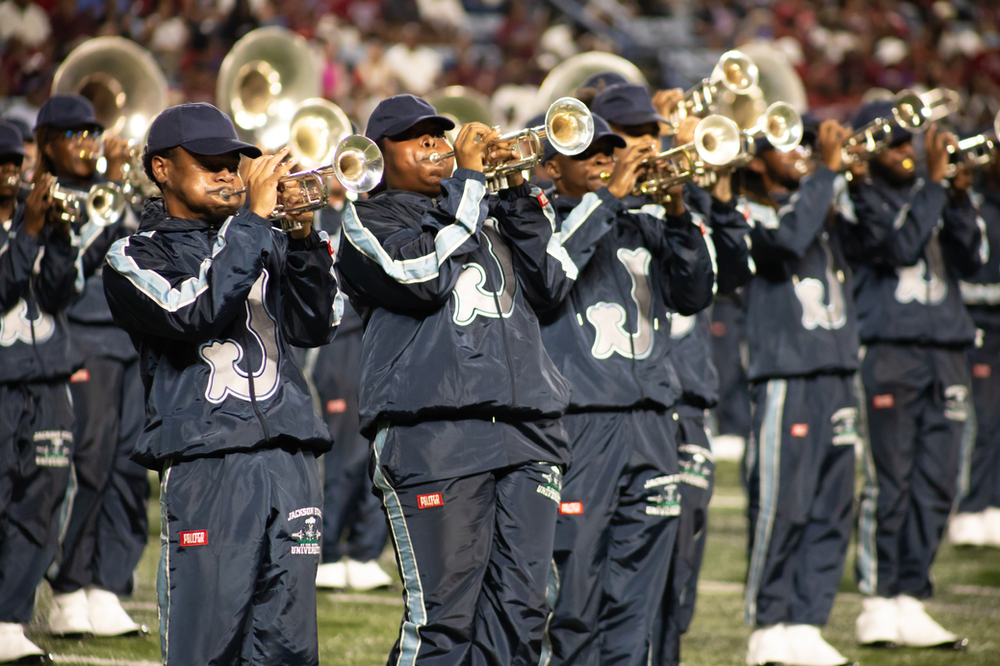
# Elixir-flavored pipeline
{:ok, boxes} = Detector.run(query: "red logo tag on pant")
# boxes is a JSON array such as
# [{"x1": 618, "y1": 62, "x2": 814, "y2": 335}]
[
  {"x1": 790, "y1": 423, "x2": 809, "y2": 437},
  {"x1": 417, "y1": 493, "x2": 443, "y2": 509},
  {"x1": 559, "y1": 501, "x2": 584, "y2": 515},
  {"x1": 872, "y1": 394, "x2": 895, "y2": 409},
  {"x1": 973, "y1": 363, "x2": 992, "y2": 378},
  {"x1": 180, "y1": 530, "x2": 208, "y2": 547},
  {"x1": 326, "y1": 399, "x2": 347, "y2": 414},
  {"x1": 70, "y1": 369, "x2": 90, "y2": 383}
]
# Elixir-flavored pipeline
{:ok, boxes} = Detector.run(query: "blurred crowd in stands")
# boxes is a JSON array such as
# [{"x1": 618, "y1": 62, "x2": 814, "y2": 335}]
[{"x1": 2, "y1": 0, "x2": 999, "y2": 132}]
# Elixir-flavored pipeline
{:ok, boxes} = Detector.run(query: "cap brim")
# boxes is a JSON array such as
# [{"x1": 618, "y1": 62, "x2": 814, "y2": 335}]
[
  {"x1": 182, "y1": 137, "x2": 262, "y2": 158},
  {"x1": 594, "y1": 132, "x2": 627, "y2": 150},
  {"x1": 382, "y1": 114, "x2": 456, "y2": 140}
]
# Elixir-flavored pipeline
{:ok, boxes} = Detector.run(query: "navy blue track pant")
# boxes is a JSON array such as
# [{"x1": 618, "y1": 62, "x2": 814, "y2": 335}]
[
  {"x1": 711, "y1": 300, "x2": 751, "y2": 439},
  {"x1": 158, "y1": 447, "x2": 322, "y2": 666},
  {"x1": 651, "y1": 408, "x2": 715, "y2": 666},
  {"x1": 856, "y1": 343, "x2": 970, "y2": 599},
  {"x1": 958, "y1": 331, "x2": 1000, "y2": 513},
  {"x1": 545, "y1": 410, "x2": 680, "y2": 666},
  {"x1": 745, "y1": 374, "x2": 857, "y2": 627},
  {"x1": 51, "y1": 355, "x2": 149, "y2": 595},
  {"x1": 371, "y1": 421, "x2": 561, "y2": 666},
  {"x1": 0, "y1": 381, "x2": 75, "y2": 623},
  {"x1": 312, "y1": 336, "x2": 387, "y2": 564}
]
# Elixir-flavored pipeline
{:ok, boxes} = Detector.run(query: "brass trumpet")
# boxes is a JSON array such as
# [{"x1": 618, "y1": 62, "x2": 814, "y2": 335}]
[
  {"x1": 426, "y1": 97, "x2": 595, "y2": 191},
  {"x1": 668, "y1": 51, "x2": 759, "y2": 129},
  {"x1": 629, "y1": 115, "x2": 743, "y2": 202},
  {"x1": 222, "y1": 135, "x2": 383, "y2": 232},
  {"x1": 842, "y1": 90, "x2": 929, "y2": 167},
  {"x1": 20, "y1": 181, "x2": 126, "y2": 227},
  {"x1": 944, "y1": 111, "x2": 1000, "y2": 178}
]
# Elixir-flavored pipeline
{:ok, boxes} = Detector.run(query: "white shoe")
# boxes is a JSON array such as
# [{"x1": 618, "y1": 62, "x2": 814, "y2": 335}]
[
  {"x1": 0, "y1": 622, "x2": 50, "y2": 663},
  {"x1": 949, "y1": 512, "x2": 986, "y2": 547},
  {"x1": 86, "y1": 587, "x2": 143, "y2": 637},
  {"x1": 747, "y1": 623, "x2": 788, "y2": 665},
  {"x1": 49, "y1": 589, "x2": 93, "y2": 636},
  {"x1": 316, "y1": 561, "x2": 347, "y2": 589},
  {"x1": 783, "y1": 624, "x2": 852, "y2": 666},
  {"x1": 983, "y1": 507, "x2": 1000, "y2": 547},
  {"x1": 895, "y1": 595, "x2": 967, "y2": 649},
  {"x1": 344, "y1": 558, "x2": 393, "y2": 591},
  {"x1": 856, "y1": 596, "x2": 898, "y2": 647}
]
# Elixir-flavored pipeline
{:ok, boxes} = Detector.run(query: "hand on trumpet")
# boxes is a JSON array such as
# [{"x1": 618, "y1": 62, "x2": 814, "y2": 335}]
[
  {"x1": 674, "y1": 117, "x2": 700, "y2": 149},
  {"x1": 24, "y1": 171, "x2": 55, "y2": 238},
  {"x1": 925, "y1": 124, "x2": 958, "y2": 183},
  {"x1": 454, "y1": 123, "x2": 502, "y2": 174},
  {"x1": 606, "y1": 139, "x2": 656, "y2": 199},
  {"x1": 652, "y1": 89, "x2": 684, "y2": 137},
  {"x1": 277, "y1": 174, "x2": 314, "y2": 239},
  {"x1": 245, "y1": 147, "x2": 294, "y2": 221},
  {"x1": 485, "y1": 136, "x2": 524, "y2": 187},
  {"x1": 104, "y1": 136, "x2": 130, "y2": 183},
  {"x1": 819, "y1": 120, "x2": 851, "y2": 173}
]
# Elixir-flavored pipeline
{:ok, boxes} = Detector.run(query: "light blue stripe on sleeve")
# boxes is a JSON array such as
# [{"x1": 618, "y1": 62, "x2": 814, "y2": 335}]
[
  {"x1": 342, "y1": 178, "x2": 486, "y2": 285},
  {"x1": 105, "y1": 217, "x2": 234, "y2": 312},
  {"x1": 560, "y1": 192, "x2": 602, "y2": 243},
  {"x1": 533, "y1": 186, "x2": 578, "y2": 280}
]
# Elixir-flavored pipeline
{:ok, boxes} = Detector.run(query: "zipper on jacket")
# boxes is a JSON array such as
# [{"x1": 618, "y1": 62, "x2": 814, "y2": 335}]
[{"x1": 491, "y1": 276, "x2": 517, "y2": 406}]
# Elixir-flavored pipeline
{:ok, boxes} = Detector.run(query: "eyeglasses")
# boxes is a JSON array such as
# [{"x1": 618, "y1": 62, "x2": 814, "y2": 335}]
[{"x1": 62, "y1": 129, "x2": 103, "y2": 142}]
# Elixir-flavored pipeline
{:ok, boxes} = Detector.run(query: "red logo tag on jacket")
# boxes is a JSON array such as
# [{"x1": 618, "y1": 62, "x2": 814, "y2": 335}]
[
  {"x1": 180, "y1": 530, "x2": 208, "y2": 547},
  {"x1": 70, "y1": 369, "x2": 90, "y2": 383},
  {"x1": 326, "y1": 399, "x2": 347, "y2": 414},
  {"x1": 872, "y1": 394, "x2": 894, "y2": 409},
  {"x1": 559, "y1": 501, "x2": 584, "y2": 515},
  {"x1": 973, "y1": 363, "x2": 992, "y2": 379},
  {"x1": 537, "y1": 192, "x2": 550, "y2": 208},
  {"x1": 790, "y1": 423, "x2": 809, "y2": 437},
  {"x1": 417, "y1": 493, "x2": 443, "y2": 509}
]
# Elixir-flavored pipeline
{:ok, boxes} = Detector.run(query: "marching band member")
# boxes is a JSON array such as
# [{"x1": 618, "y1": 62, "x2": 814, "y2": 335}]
[
  {"x1": 846, "y1": 101, "x2": 980, "y2": 650},
  {"x1": 103, "y1": 103, "x2": 341, "y2": 666},
  {"x1": 336, "y1": 94, "x2": 574, "y2": 666},
  {"x1": 32, "y1": 94, "x2": 149, "y2": 640},
  {"x1": 0, "y1": 120, "x2": 80, "y2": 665},
  {"x1": 589, "y1": 82, "x2": 753, "y2": 666},
  {"x1": 951, "y1": 147, "x2": 1000, "y2": 547},
  {"x1": 737, "y1": 119, "x2": 860, "y2": 666},
  {"x1": 538, "y1": 111, "x2": 716, "y2": 666}
]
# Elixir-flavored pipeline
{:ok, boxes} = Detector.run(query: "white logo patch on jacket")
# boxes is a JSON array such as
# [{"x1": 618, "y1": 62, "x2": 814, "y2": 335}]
[
  {"x1": 452, "y1": 220, "x2": 516, "y2": 326},
  {"x1": 0, "y1": 299, "x2": 55, "y2": 346},
  {"x1": 587, "y1": 247, "x2": 655, "y2": 360}
]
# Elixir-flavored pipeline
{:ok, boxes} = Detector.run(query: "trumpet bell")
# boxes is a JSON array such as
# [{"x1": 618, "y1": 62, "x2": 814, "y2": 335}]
[
  {"x1": 695, "y1": 115, "x2": 742, "y2": 166},
  {"x1": 893, "y1": 91, "x2": 930, "y2": 132},
  {"x1": 712, "y1": 51, "x2": 759, "y2": 95},
  {"x1": 289, "y1": 99, "x2": 352, "y2": 170},
  {"x1": 217, "y1": 27, "x2": 319, "y2": 146},
  {"x1": 52, "y1": 37, "x2": 168, "y2": 143},
  {"x1": 334, "y1": 136, "x2": 383, "y2": 193},
  {"x1": 763, "y1": 102, "x2": 803, "y2": 152},
  {"x1": 86, "y1": 183, "x2": 126, "y2": 227},
  {"x1": 545, "y1": 97, "x2": 595, "y2": 156}
]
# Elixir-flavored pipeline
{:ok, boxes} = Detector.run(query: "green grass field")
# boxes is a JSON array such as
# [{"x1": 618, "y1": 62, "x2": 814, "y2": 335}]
[{"x1": 24, "y1": 460, "x2": 1000, "y2": 665}]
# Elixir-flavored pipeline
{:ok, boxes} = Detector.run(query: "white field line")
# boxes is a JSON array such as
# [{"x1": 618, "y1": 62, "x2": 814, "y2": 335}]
[
  {"x1": 325, "y1": 592, "x2": 404, "y2": 606},
  {"x1": 52, "y1": 656, "x2": 159, "y2": 666},
  {"x1": 709, "y1": 494, "x2": 746, "y2": 508}
]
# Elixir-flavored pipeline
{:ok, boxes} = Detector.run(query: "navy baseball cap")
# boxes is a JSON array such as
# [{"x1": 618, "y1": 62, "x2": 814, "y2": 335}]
[
  {"x1": 591, "y1": 83, "x2": 667, "y2": 127},
  {"x1": 853, "y1": 99, "x2": 912, "y2": 146},
  {"x1": 0, "y1": 120, "x2": 26, "y2": 159},
  {"x1": 365, "y1": 94, "x2": 455, "y2": 143},
  {"x1": 580, "y1": 71, "x2": 629, "y2": 92},
  {"x1": 36, "y1": 94, "x2": 102, "y2": 131},
  {"x1": 4, "y1": 117, "x2": 34, "y2": 142},
  {"x1": 543, "y1": 113, "x2": 625, "y2": 163},
  {"x1": 146, "y1": 103, "x2": 262, "y2": 157}
]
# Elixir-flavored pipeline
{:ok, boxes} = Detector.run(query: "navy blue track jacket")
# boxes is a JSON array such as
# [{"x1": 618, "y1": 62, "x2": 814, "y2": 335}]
[
  {"x1": 537, "y1": 186, "x2": 716, "y2": 412},
  {"x1": 660, "y1": 184, "x2": 753, "y2": 409},
  {"x1": 843, "y1": 175, "x2": 982, "y2": 345},
  {"x1": 1, "y1": 207, "x2": 82, "y2": 382},
  {"x1": 741, "y1": 168, "x2": 860, "y2": 381},
  {"x1": 103, "y1": 199, "x2": 342, "y2": 469},
  {"x1": 338, "y1": 169, "x2": 574, "y2": 437},
  {"x1": 961, "y1": 187, "x2": 1000, "y2": 333}
]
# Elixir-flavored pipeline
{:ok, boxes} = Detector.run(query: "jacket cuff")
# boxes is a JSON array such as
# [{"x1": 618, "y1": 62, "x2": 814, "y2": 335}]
[
  {"x1": 238, "y1": 210, "x2": 272, "y2": 227},
  {"x1": 595, "y1": 186, "x2": 624, "y2": 214},
  {"x1": 287, "y1": 229, "x2": 325, "y2": 251},
  {"x1": 497, "y1": 181, "x2": 533, "y2": 201},
  {"x1": 452, "y1": 168, "x2": 488, "y2": 184}
]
